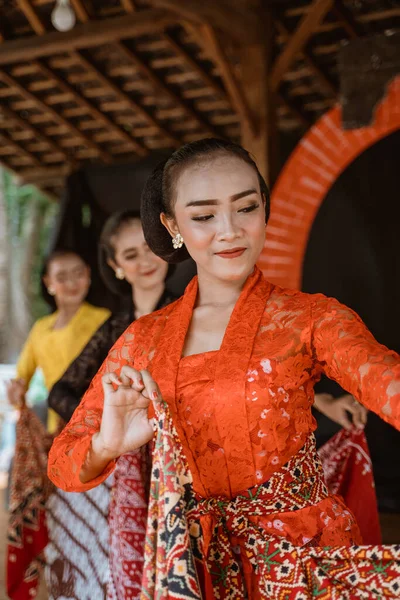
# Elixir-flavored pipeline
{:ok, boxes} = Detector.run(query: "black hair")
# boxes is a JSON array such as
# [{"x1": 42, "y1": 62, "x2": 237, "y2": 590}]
[
  {"x1": 141, "y1": 138, "x2": 270, "y2": 263},
  {"x1": 41, "y1": 248, "x2": 89, "y2": 309},
  {"x1": 98, "y1": 210, "x2": 141, "y2": 296}
]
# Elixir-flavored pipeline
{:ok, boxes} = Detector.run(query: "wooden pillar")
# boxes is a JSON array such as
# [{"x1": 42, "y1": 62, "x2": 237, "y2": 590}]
[{"x1": 239, "y1": 7, "x2": 279, "y2": 188}]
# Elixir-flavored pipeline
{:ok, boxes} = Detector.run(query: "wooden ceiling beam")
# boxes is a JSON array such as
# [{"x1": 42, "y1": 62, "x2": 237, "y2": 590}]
[
  {"x1": 0, "y1": 68, "x2": 112, "y2": 162},
  {"x1": 73, "y1": 50, "x2": 180, "y2": 146},
  {"x1": 120, "y1": 0, "x2": 136, "y2": 13},
  {"x1": 191, "y1": 22, "x2": 257, "y2": 134},
  {"x1": 34, "y1": 59, "x2": 148, "y2": 156},
  {"x1": 115, "y1": 41, "x2": 220, "y2": 137},
  {"x1": 332, "y1": 0, "x2": 362, "y2": 38},
  {"x1": 163, "y1": 30, "x2": 228, "y2": 103},
  {"x1": 0, "y1": 129, "x2": 41, "y2": 167},
  {"x1": 17, "y1": 165, "x2": 70, "y2": 186},
  {"x1": 0, "y1": 9, "x2": 172, "y2": 66},
  {"x1": 0, "y1": 103, "x2": 71, "y2": 161},
  {"x1": 150, "y1": 0, "x2": 263, "y2": 43},
  {"x1": 275, "y1": 19, "x2": 337, "y2": 98},
  {"x1": 277, "y1": 92, "x2": 310, "y2": 128},
  {"x1": 271, "y1": 0, "x2": 334, "y2": 92},
  {"x1": 69, "y1": 0, "x2": 90, "y2": 22},
  {"x1": 16, "y1": 0, "x2": 46, "y2": 35}
]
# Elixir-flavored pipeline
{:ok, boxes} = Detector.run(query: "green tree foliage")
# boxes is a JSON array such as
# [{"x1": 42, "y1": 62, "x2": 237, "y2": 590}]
[{"x1": 3, "y1": 169, "x2": 59, "y2": 321}]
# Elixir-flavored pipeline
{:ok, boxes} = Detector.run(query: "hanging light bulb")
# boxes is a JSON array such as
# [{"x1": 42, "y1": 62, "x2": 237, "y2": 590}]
[{"x1": 51, "y1": 0, "x2": 76, "y2": 32}]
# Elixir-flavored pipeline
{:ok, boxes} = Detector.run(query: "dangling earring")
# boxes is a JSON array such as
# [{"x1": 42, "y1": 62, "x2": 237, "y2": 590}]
[
  {"x1": 48, "y1": 287, "x2": 56, "y2": 296},
  {"x1": 115, "y1": 267, "x2": 125, "y2": 280},
  {"x1": 172, "y1": 233, "x2": 184, "y2": 250}
]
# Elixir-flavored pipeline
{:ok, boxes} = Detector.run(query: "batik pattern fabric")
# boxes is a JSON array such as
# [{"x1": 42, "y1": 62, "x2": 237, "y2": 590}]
[
  {"x1": 7, "y1": 407, "x2": 53, "y2": 600},
  {"x1": 7, "y1": 405, "x2": 112, "y2": 600},
  {"x1": 318, "y1": 427, "x2": 382, "y2": 545},
  {"x1": 44, "y1": 478, "x2": 112, "y2": 600},
  {"x1": 107, "y1": 448, "x2": 151, "y2": 600},
  {"x1": 141, "y1": 401, "x2": 400, "y2": 600}
]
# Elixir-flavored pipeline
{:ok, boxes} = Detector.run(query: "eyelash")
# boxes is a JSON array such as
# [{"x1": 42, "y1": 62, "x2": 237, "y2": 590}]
[{"x1": 191, "y1": 203, "x2": 259, "y2": 222}]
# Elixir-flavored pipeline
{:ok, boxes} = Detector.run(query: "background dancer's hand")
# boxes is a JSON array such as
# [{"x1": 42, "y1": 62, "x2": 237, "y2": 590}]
[
  {"x1": 94, "y1": 365, "x2": 160, "y2": 459},
  {"x1": 314, "y1": 392, "x2": 367, "y2": 430},
  {"x1": 6, "y1": 378, "x2": 26, "y2": 409}
]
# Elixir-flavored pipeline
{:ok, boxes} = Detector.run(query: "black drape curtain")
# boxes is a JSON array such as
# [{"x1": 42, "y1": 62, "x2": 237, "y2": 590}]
[
  {"x1": 48, "y1": 155, "x2": 196, "y2": 312},
  {"x1": 303, "y1": 130, "x2": 400, "y2": 511}
]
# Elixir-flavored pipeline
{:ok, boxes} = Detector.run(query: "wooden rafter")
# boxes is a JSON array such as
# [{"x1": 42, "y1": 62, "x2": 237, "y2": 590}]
[
  {"x1": 191, "y1": 22, "x2": 257, "y2": 135},
  {"x1": 277, "y1": 92, "x2": 310, "y2": 128},
  {"x1": 72, "y1": 0, "x2": 178, "y2": 146},
  {"x1": 332, "y1": 0, "x2": 362, "y2": 39},
  {"x1": 16, "y1": 0, "x2": 46, "y2": 35},
  {"x1": 115, "y1": 41, "x2": 220, "y2": 137},
  {"x1": 116, "y1": 1, "x2": 231, "y2": 112},
  {"x1": 69, "y1": 0, "x2": 91, "y2": 22},
  {"x1": 0, "y1": 103, "x2": 71, "y2": 161},
  {"x1": 271, "y1": 0, "x2": 334, "y2": 92},
  {"x1": 0, "y1": 68, "x2": 112, "y2": 162},
  {"x1": 73, "y1": 51, "x2": 180, "y2": 146},
  {"x1": 17, "y1": 165, "x2": 70, "y2": 186},
  {"x1": 120, "y1": 0, "x2": 136, "y2": 13},
  {"x1": 274, "y1": 20, "x2": 337, "y2": 98},
  {"x1": 0, "y1": 10, "x2": 173, "y2": 65},
  {"x1": 163, "y1": 30, "x2": 229, "y2": 105},
  {"x1": 34, "y1": 59, "x2": 148, "y2": 156},
  {"x1": 150, "y1": 0, "x2": 263, "y2": 44},
  {"x1": 0, "y1": 129, "x2": 41, "y2": 167}
]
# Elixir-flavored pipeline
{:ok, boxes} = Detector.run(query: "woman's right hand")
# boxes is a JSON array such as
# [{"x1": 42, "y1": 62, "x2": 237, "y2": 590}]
[
  {"x1": 6, "y1": 378, "x2": 26, "y2": 409},
  {"x1": 93, "y1": 365, "x2": 160, "y2": 461}
]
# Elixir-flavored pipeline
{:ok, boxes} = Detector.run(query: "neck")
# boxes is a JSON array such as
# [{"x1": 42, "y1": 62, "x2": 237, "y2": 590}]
[
  {"x1": 54, "y1": 302, "x2": 83, "y2": 328},
  {"x1": 196, "y1": 267, "x2": 253, "y2": 308},
  {"x1": 132, "y1": 282, "x2": 165, "y2": 318}
]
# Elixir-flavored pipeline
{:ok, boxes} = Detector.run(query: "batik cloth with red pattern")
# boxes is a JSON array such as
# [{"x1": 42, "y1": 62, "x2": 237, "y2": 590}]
[
  {"x1": 7, "y1": 407, "x2": 54, "y2": 600},
  {"x1": 107, "y1": 447, "x2": 151, "y2": 600},
  {"x1": 141, "y1": 402, "x2": 400, "y2": 600},
  {"x1": 318, "y1": 427, "x2": 381, "y2": 544}
]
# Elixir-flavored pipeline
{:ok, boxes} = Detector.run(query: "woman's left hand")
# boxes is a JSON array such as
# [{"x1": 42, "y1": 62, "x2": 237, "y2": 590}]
[{"x1": 314, "y1": 393, "x2": 367, "y2": 430}]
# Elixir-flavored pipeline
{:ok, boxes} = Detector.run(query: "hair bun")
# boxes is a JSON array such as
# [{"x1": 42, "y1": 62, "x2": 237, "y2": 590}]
[{"x1": 141, "y1": 159, "x2": 191, "y2": 264}]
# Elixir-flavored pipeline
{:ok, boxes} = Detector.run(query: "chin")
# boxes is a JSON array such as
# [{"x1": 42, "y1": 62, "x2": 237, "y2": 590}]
[
  {"x1": 213, "y1": 259, "x2": 256, "y2": 282},
  {"x1": 140, "y1": 274, "x2": 164, "y2": 289}
]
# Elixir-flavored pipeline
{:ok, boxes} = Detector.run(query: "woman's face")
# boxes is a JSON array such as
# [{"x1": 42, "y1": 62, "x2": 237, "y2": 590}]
[
  {"x1": 111, "y1": 220, "x2": 168, "y2": 290},
  {"x1": 44, "y1": 254, "x2": 91, "y2": 307},
  {"x1": 162, "y1": 155, "x2": 266, "y2": 283}
]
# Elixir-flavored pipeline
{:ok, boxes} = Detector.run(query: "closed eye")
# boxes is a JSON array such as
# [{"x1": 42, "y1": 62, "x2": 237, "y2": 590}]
[
  {"x1": 239, "y1": 203, "x2": 259, "y2": 213},
  {"x1": 191, "y1": 214, "x2": 214, "y2": 222}
]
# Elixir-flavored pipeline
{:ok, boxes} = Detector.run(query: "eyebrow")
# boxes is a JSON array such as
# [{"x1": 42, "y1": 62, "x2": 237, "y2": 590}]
[{"x1": 185, "y1": 188, "x2": 258, "y2": 208}]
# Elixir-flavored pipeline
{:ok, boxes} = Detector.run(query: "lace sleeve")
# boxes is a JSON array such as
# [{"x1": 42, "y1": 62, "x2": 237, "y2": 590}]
[
  {"x1": 48, "y1": 312, "x2": 131, "y2": 422},
  {"x1": 311, "y1": 295, "x2": 400, "y2": 430},
  {"x1": 47, "y1": 319, "x2": 138, "y2": 492}
]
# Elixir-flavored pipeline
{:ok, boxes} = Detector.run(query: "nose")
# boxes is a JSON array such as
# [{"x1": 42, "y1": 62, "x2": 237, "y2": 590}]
[
  {"x1": 138, "y1": 249, "x2": 154, "y2": 270},
  {"x1": 216, "y1": 211, "x2": 240, "y2": 242}
]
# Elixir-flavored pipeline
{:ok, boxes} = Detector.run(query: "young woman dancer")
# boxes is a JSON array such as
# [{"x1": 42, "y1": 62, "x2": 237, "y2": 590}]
[{"x1": 49, "y1": 139, "x2": 400, "y2": 599}]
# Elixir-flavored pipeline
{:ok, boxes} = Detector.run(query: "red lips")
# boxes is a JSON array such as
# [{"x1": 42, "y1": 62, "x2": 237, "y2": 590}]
[
  {"x1": 141, "y1": 268, "x2": 157, "y2": 276},
  {"x1": 215, "y1": 247, "x2": 246, "y2": 259}
]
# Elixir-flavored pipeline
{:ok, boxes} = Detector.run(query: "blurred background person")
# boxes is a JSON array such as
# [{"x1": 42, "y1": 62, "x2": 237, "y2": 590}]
[
  {"x1": 48, "y1": 211, "x2": 178, "y2": 600},
  {"x1": 6, "y1": 249, "x2": 110, "y2": 600}
]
